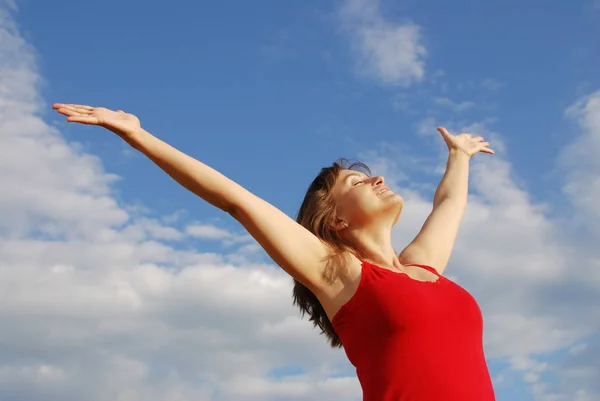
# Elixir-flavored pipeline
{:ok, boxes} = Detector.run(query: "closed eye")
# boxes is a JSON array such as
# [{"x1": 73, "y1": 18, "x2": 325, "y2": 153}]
[{"x1": 353, "y1": 180, "x2": 363, "y2": 186}]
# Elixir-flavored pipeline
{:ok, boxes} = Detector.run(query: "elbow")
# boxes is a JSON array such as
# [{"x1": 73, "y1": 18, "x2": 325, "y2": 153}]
[
  {"x1": 220, "y1": 197, "x2": 238, "y2": 217},
  {"x1": 224, "y1": 197, "x2": 247, "y2": 220},
  {"x1": 225, "y1": 203, "x2": 239, "y2": 219}
]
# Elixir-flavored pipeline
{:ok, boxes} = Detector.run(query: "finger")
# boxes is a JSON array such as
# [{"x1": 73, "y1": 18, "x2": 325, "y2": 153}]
[
  {"x1": 56, "y1": 107, "x2": 88, "y2": 117},
  {"x1": 55, "y1": 108, "x2": 80, "y2": 117},
  {"x1": 54, "y1": 104, "x2": 81, "y2": 113},
  {"x1": 474, "y1": 136, "x2": 484, "y2": 142},
  {"x1": 57, "y1": 106, "x2": 95, "y2": 118},
  {"x1": 437, "y1": 127, "x2": 451, "y2": 137},
  {"x1": 481, "y1": 141, "x2": 490, "y2": 147},
  {"x1": 480, "y1": 147, "x2": 495, "y2": 154},
  {"x1": 59, "y1": 105, "x2": 94, "y2": 114},
  {"x1": 53, "y1": 103, "x2": 93, "y2": 111},
  {"x1": 67, "y1": 104, "x2": 94, "y2": 111},
  {"x1": 66, "y1": 116, "x2": 100, "y2": 125}
]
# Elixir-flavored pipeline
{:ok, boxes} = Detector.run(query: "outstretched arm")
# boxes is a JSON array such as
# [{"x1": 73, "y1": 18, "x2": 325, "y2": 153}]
[
  {"x1": 53, "y1": 104, "x2": 338, "y2": 292},
  {"x1": 399, "y1": 128, "x2": 494, "y2": 274}
]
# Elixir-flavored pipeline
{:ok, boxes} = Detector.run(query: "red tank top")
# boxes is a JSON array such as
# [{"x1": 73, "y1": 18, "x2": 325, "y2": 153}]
[{"x1": 331, "y1": 260, "x2": 495, "y2": 401}]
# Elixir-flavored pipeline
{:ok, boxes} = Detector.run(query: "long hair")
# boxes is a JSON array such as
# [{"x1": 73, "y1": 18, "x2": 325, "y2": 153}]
[{"x1": 293, "y1": 158, "x2": 371, "y2": 348}]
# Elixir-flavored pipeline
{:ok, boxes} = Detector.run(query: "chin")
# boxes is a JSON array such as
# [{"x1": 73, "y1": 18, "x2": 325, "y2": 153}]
[
  {"x1": 387, "y1": 193, "x2": 404, "y2": 207},
  {"x1": 392, "y1": 194, "x2": 404, "y2": 217},
  {"x1": 381, "y1": 195, "x2": 404, "y2": 225},
  {"x1": 392, "y1": 209, "x2": 403, "y2": 225}
]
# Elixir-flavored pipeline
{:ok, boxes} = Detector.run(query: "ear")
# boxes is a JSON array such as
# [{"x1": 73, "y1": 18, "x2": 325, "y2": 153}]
[{"x1": 331, "y1": 217, "x2": 348, "y2": 232}]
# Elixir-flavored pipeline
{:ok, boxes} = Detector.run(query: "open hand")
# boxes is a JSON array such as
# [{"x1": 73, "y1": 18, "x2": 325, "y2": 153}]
[
  {"x1": 437, "y1": 127, "x2": 494, "y2": 157},
  {"x1": 53, "y1": 103, "x2": 141, "y2": 139}
]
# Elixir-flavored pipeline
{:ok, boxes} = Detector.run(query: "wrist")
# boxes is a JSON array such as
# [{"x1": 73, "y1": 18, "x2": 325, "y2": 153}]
[
  {"x1": 123, "y1": 127, "x2": 149, "y2": 150},
  {"x1": 449, "y1": 148, "x2": 470, "y2": 160}
]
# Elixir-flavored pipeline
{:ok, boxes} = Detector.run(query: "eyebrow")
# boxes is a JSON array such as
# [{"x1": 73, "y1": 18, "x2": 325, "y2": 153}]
[{"x1": 344, "y1": 172, "x2": 366, "y2": 185}]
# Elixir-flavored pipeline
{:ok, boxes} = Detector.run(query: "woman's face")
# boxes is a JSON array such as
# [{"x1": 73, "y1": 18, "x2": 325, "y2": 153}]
[{"x1": 331, "y1": 169, "x2": 404, "y2": 230}]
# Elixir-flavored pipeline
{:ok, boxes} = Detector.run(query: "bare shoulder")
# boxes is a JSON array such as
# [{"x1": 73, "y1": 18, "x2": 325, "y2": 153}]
[{"x1": 313, "y1": 252, "x2": 364, "y2": 320}]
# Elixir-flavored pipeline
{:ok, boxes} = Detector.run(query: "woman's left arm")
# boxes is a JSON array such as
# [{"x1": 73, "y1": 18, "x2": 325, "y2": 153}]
[{"x1": 399, "y1": 128, "x2": 494, "y2": 274}]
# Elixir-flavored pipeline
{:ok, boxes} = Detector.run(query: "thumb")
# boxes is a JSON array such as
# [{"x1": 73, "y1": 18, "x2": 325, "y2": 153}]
[{"x1": 437, "y1": 127, "x2": 451, "y2": 137}]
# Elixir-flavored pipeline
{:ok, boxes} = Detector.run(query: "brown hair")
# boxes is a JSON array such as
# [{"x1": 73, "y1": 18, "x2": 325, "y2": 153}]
[{"x1": 293, "y1": 158, "x2": 371, "y2": 348}]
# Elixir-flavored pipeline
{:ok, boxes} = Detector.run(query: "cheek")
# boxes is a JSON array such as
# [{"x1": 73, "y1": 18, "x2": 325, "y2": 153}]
[
  {"x1": 340, "y1": 191, "x2": 375, "y2": 217},
  {"x1": 336, "y1": 193, "x2": 360, "y2": 218}
]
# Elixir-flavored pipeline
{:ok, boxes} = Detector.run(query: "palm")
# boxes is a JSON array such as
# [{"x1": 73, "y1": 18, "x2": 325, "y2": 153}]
[
  {"x1": 53, "y1": 103, "x2": 141, "y2": 138},
  {"x1": 437, "y1": 127, "x2": 494, "y2": 157}
]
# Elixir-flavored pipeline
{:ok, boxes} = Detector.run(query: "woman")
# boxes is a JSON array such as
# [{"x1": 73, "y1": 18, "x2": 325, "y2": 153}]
[{"x1": 53, "y1": 103, "x2": 496, "y2": 400}]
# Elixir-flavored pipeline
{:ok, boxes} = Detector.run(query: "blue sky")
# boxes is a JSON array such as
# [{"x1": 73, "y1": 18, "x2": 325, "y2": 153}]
[
  {"x1": 27, "y1": 0, "x2": 598, "y2": 218},
  {"x1": 2, "y1": 0, "x2": 600, "y2": 400}
]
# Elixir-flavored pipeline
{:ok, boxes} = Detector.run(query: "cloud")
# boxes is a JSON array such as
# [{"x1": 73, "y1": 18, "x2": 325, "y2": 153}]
[
  {"x1": 0, "y1": 7, "x2": 359, "y2": 401},
  {"x1": 339, "y1": 0, "x2": 426, "y2": 86},
  {"x1": 0, "y1": 11, "x2": 127, "y2": 242},
  {"x1": 361, "y1": 115, "x2": 600, "y2": 400},
  {"x1": 562, "y1": 90, "x2": 600, "y2": 222},
  {"x1": 433, "y1": 97, "x2": 476, "y2": 112},
  {"x1": 524, "y1": 89, "x2": 600, "y2": 401},
  {"x1": 481, "y1": 78, "x2": 506, "y2": 91},
  {"x1": 185, "y1": 223, "x2": 233, "y2": 240},
  {"x1": 3, "y1": 2, "x2": 600, "y2": 400},
  {"x1": 416, "y1": 116, "x2": 438, "y2": 136}
]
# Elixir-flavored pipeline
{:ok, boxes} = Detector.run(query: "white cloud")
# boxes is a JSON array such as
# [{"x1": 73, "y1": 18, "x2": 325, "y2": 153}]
[
  {"x1": 0, "y1": 7, "x2": 358, "y2": 401},
  {"x1": 185, "y1": 223, "x2": 233, "y2": 240},
  {"x1": 416, "y1": 116, "x2": 438, "y2": 135},
  {"x1": 0, "y1": 37, "x2": 127, "y2": 242},
  {"x1": 339, "y1": 0, "x2": 426, "y2": 86},
  {"x1": 434, "y1": 96, "x2": 476, "y2": 112},
  {"x1": 563, "y1": 90, "x2": 600, "y2": 221},
  {"x1": 3, "y1": 2, "x2": 600, "y2": 400},
  {"x1": 481, "y1": 78, "x2": 506, "y2": 91},
  {"x1": 123, "y1": 217, "x2": 184, "y2": 241},
  {"x1": 362, "y1": 115, "x2": 600, "y2": 400},
  {"x1": 184, "y1": 223, "x2": 258, "y2": 258},
  {"x1": 525, "y1": 89, "x2": 600, "y2": 401}
]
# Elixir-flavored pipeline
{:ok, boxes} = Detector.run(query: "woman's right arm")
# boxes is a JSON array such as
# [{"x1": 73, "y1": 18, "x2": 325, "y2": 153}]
[
  {"x1": 53, "y1": 104, "x2": 334, "y2": 291},
  {"x1": 134, "y1": 127, "x2": 332, "y2": 289}
]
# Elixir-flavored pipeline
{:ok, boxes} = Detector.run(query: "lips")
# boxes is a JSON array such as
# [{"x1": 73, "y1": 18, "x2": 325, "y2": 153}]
[{"x1": 376, "y1": 187, "x2": 389, "y2": 195}]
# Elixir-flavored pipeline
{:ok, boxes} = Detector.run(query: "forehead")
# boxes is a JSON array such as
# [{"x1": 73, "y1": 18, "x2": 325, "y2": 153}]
[
  {"x1": 337, "y1": 169, "x2": 368, "y2": 180},
  {"x1": 333, "y1": 170, "x2": 369, "y2": 195}
]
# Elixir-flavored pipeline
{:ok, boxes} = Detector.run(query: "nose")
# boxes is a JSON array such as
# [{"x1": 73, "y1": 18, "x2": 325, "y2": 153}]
[{"x1": 373, "y1": 176, "x2": 384, "y2": 186}]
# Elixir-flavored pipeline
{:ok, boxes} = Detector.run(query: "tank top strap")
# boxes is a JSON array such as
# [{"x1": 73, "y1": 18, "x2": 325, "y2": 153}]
[
  {"x1": 359, "y1": 259, "x2": 375, "y2": 279},
  {"x1": 405, "y1": 263, "x2": 440, "y2": 277},
  {"x1": 331, "y1": 260, "x2": 374, "y2": 328}
]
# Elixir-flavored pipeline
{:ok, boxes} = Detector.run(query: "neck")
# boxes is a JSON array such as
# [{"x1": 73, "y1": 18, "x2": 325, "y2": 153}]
[{"x1": 344, "y1": 221, "x2": 401, "y2": 270}]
